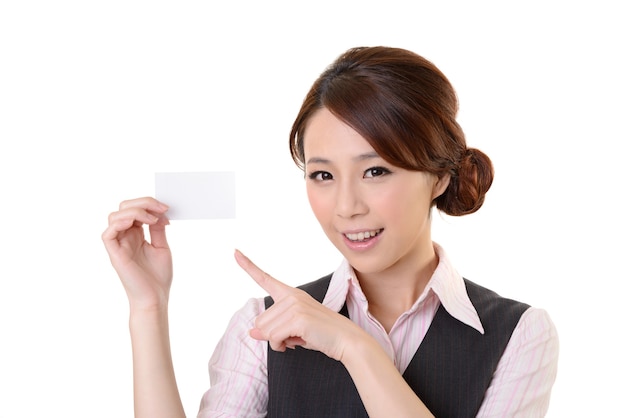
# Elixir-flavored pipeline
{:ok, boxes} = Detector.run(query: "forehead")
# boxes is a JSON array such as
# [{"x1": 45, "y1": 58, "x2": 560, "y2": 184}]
[{"x1": 303, "y1": 108, "x2": 376, "y2": 160}]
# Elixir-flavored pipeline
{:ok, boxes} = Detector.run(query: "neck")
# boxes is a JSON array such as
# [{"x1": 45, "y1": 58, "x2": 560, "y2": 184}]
[{"x1": 355, "y1": 242, "x2": 439, "y2": 332}]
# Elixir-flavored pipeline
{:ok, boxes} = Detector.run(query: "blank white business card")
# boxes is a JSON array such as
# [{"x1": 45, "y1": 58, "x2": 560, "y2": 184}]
[{"x1": 155, "y1": 172, "x2": 236, "y2": 220}]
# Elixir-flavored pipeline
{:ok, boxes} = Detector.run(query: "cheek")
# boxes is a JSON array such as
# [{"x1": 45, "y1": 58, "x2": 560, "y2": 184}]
[
  {"x1": 374, "y1": 187, "x2": 406, "y2": 215},
  {"x1": 306, "y1": 186, "x2": 331, "y2": 223},
  {"x1": 376, "y1": 186, "x2": 429, "y2": 221}
]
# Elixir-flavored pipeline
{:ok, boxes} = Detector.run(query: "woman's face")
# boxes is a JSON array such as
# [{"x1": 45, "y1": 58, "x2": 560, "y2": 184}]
[{"x1": 304, "y1": 108, "x2": 448, "y2": 277}]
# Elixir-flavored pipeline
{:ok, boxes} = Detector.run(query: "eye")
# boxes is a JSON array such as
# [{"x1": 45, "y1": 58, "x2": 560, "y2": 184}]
[
  {"x1": 308, "y1": 171, "x2": 333, "y2": 181},
  {"x1": 363, "y1": 166, "x2": 390, "y2": 178}
]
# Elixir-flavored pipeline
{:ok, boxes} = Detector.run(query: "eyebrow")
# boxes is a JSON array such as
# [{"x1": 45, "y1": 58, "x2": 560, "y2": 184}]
[{"x1": 306, "y1": 152, "x2": 381, "y2": 165}]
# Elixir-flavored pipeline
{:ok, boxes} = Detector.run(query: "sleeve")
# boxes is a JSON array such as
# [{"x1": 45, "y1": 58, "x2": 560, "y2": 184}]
[
  {"x1": 477, "y1": 307, "x2": 560, "y2": 417},
  {"x1": 197, "y1": 297, "x2": 268, "y2": 418}
]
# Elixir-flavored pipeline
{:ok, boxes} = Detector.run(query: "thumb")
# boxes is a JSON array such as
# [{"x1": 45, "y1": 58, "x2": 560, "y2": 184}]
[{"x1": 148, "y1": 216, "x2": 170, "y2": 249}]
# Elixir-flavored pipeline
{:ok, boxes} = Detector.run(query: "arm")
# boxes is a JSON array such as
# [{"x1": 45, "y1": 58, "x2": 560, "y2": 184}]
[
  {"x1": 477, "y1": 308, "x2": 559, "y2": 417},
  {"x1": 102, "y1": 197, "x2": 185, "y2": 418},
  {"x1": 339, "y1": 324, "x2": 434, "y2": 418},
  {"x1": 128, "y1": 307, "x2": 184, "y2": 418},
  {"x1": 198, "y1": 298, "x2": 268, "y2": 417},
  {"x1": 235, "y1": 250, "x2": 434, "y2": 418}
]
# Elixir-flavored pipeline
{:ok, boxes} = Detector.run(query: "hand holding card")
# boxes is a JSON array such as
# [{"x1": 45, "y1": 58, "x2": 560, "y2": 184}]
[{"x1": 155, "y1": 172, "x2": 236, "y2": 220}]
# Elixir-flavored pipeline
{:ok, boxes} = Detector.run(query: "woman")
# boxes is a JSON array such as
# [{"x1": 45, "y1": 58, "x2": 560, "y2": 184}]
[{"x1": 103, "y1": 46, "x2": 559, "y2": 417}]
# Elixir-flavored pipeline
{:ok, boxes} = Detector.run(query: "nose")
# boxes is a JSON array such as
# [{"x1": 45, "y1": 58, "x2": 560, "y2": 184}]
[{"x1": 336, "y1": 181, "x2": 368, "y2": 218}]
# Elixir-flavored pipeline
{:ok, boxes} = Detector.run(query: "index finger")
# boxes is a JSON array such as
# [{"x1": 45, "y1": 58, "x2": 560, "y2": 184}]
[
  {"x1": 119, "y1": 196, "x2": 169, "y2": 213},
  {"x1": 234, "y1": 250, "x2": 291, "y2": 300}
]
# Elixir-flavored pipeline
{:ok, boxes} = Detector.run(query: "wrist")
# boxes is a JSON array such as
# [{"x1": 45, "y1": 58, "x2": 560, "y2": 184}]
[
  {"x1": 338, "y1": 325, "x2": 381, "y2": 367},
  {"x1": 341, "y1": 330, "x2": 387, "y2": 370},
  {"x1": 129, "y1": 302, "x2": 169, "y2": 328}
]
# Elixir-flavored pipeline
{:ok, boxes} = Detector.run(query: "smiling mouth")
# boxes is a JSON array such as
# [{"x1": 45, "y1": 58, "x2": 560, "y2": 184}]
[{"x1": 345, "y1": 229, "x2": 383, "y2": 242}]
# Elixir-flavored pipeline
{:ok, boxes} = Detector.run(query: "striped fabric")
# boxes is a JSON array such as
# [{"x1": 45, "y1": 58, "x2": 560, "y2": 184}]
[{"x1": 198, "y1": 244, "x2": 559, "y2": 417}]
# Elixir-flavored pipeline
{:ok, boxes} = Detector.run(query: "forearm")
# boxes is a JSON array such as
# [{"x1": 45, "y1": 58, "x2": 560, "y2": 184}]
[
  {"x1": 129, "y1": 307, "x2": 185, "y2": 418},
  {"x1": 341, "y1": 334, "x2": 434, "y2": 418}
]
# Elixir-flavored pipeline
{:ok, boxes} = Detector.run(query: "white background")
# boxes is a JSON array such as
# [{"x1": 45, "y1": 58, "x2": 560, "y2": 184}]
[{"x1": 1, "y1": 1, "x2": 624, "y2": 416}]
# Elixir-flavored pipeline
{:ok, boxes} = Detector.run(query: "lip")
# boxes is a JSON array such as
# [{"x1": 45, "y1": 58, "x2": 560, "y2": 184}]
[{"x1": 341, "y1": 228, "x2": 383, "y2": 252}]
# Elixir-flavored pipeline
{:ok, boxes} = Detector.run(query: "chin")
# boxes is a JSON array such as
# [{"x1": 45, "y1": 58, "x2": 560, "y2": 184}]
[{"x1": 343, "y1": 255, "x2": 388, "y2": 276}]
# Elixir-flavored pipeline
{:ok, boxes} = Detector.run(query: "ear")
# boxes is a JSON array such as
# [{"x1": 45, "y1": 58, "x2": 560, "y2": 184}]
[{"x1": 431, "y1": 174, "x2": 451, "y2": 200}]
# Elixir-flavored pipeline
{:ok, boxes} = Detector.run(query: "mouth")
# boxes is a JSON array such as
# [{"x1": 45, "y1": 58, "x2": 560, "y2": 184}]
[{"x1": 344, "y1": 229, "x2": 383, "y2": 242}]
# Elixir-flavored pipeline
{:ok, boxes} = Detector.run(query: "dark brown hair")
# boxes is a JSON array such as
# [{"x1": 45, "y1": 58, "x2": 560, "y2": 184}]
[{"x1": 289, "y1": 46, "x2": 493, "y2": 216}]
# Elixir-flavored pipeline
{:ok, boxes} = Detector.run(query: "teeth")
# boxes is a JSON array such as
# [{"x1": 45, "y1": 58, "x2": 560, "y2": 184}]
[{"x1": 346, "y1": 229, "x2": 381, "y2": 242}]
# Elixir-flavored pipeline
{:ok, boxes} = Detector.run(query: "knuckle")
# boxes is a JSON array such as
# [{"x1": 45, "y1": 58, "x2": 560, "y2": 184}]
[
  {"x1": 118, "y1": 199, "x2": 131, "y2": 210},
  {"x1": 107, "y1": 211, "x2": 118, "y2": 224}
]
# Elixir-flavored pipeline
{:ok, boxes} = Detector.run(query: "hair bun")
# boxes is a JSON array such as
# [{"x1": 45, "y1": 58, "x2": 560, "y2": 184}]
[{"x1": 436, "y1": 147, "x2": 494, "y2": 216}]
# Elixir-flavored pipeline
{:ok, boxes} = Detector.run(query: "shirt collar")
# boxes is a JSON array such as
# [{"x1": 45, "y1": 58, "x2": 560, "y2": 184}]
[
  {"x1": 323, "y1": 242, "x2": 485, "y2": 334},
  {"x1": 428, "y1": 243, "x2": 484, "y2": 334}
]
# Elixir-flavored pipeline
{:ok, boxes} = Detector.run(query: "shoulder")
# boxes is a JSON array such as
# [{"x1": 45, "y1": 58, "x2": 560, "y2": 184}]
[
  {"x1": 459, "y1": 279, "x2": 535, "y2": 341},
  {"x1": 480, "y1": 306, "x2": 559, "y2": 416},
  {"x1": 228, "y1": 297, "x2": 266, "y2": 327},
  {"x1": 515, "y1": 307, "x2": 559, "y2": 346},
  {"x1": 464, "y1": 278, "x2": 530, "y2": 317},
  {"x1": 511, "y1": 307, "x2": 560, "y2": 370}
]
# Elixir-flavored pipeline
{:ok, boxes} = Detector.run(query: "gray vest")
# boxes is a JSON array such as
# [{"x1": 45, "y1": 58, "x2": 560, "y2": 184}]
[{"x1": 264, "y1": 274, "x2": 529, "y2": 418}]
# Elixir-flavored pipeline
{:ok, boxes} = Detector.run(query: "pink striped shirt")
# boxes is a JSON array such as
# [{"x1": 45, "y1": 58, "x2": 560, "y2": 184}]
[{"x1": 198, "y1": 244, "x2": 559, "y2": 417}]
